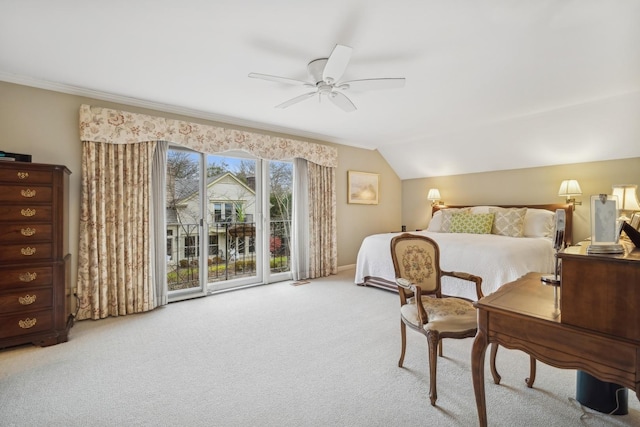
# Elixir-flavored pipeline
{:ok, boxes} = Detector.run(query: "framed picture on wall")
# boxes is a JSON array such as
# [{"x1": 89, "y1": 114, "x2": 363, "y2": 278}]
[{"x1": 348, "y1": 171, "x2": 379, "y2": 205}]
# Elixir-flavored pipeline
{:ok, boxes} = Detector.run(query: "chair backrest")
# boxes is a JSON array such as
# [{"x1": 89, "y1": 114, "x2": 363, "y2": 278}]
[{"x1": 390, "y1": 234, "x2": 442, "y2": 296}]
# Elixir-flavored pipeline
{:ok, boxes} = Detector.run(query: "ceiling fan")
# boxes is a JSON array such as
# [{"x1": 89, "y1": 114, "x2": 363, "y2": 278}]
[{"x1": 248, "y1": 44, "x2": 406, "y2": 112}]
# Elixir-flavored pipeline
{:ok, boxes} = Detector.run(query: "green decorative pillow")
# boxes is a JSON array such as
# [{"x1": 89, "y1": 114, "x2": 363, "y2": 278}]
[
  {"x1": 439, "y1": 208, "x2": 471, "y2": 232},
  {"x1": 490, "y1": 207, "x2": 527, "y2": 237},
  {"x1": 449, "y1": 213, "x2": 495, "y2": 234}
]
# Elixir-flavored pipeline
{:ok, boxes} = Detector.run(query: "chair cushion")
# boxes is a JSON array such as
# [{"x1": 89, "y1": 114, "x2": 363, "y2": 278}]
[{"x1": 401, "y1": 297, "x2": 477, "y2": 333}]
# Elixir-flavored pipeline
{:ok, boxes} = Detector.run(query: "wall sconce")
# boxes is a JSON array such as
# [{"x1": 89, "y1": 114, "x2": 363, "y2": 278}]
[
  {"x1": 427, "y1": 188, "x2": 442, "y2": 206},
  {"x1": 612, "y1": 184, "x2": 640, "y2": 220},
  {"x1": 558, "y1": 179, "x2": 582, "y2": 210}
]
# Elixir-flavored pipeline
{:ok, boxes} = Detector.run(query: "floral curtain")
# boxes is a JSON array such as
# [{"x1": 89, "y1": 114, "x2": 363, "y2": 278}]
[
  {"x1": 78, "y1": 104, "x2": 338, "y2": 320},
  {"x1": 76, "y1": 141, "x2": 157, "y2": 320},
  {"x1": 308, "y1": 162, "x2": 338, "y2": 277},
  {"x1": 79, "y1": 104, "x2": 337, "y2": 167}
]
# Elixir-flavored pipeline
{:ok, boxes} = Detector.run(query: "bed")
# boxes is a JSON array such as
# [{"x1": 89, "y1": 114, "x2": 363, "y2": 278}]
[{"x1": 355, "y1": 204, "x2": 572, "y2": 301}]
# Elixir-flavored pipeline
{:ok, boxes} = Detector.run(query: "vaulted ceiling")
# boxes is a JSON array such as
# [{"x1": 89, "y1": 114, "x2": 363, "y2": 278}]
[{"x1": 1, "y1": 0, "x2": 639, "y2": 179}]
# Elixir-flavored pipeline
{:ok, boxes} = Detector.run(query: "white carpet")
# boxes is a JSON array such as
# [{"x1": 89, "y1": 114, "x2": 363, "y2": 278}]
[{"x1": 1, "y1": 268, "x2": 638, "y2": 426}]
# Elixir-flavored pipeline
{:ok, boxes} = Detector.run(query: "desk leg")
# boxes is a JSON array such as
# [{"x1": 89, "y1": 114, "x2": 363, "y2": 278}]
[
  {"x1": 472, "y1": 328, "x2": 489, "y2": 427},
  {"x1": 526, "y1": 356, "x2": 537, "y2": 388},
  {"x1": 490, "y1": 343, "x2": 501, "y2": 384}
]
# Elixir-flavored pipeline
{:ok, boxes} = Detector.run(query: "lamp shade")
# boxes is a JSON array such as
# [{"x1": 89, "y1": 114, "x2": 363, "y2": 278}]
[
  {"x1": 612, "y1": 185, "x2": 640, "y2": 211},
  {"x1": 427, "y1": 188, "x2": 441, "y2": 200},
  {"x1": 558, "y1": 180, "x2": 582, "y2": 197}
]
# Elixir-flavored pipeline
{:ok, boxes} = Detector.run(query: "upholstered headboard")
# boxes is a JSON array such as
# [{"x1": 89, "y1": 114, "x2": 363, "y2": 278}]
[{"x1": 432, "y1": 203, "x2": 573, "y2": 246}]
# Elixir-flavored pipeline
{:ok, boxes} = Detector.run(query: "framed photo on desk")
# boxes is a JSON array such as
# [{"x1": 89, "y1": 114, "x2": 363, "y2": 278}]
[
  {"x1": 588, "y1": 194, "x2": 624, "y2": 254},
  {"x1": 630, "y1": 212, "x2": 640, "y2": 230},
  {"x1": 590, "y1": 194, "x2": 619, "y2": 243}
]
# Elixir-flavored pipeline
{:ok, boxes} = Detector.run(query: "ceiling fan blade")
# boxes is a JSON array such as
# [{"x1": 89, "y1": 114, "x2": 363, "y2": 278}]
[
  {"x1": 328, "y1": 91, "x2": 357, "y2": 112},
  {"x1": 322, "y1": 44, "x2": 352, "y2": 84},
  {"x1": 275, "y1": 92, "x2": 316, "y2": 109},
  {"x1": 339, "y1": 78, "x2": 406, "y2": 91},
  {"x1": 248, "y1": 72, "x2": 313, "y2": 87}
]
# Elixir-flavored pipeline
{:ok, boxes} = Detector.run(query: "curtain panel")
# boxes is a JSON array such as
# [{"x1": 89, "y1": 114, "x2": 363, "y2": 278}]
[
  {"x1": 77, "y1": 141, "x2": 157, "y2": 320},
  {"x1": 308, "y1": 162, "x2": 338, "y2": 277}
]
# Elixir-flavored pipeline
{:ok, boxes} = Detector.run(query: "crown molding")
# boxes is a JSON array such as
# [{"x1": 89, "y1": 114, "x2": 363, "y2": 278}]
[{"x1": 0, "y1": 71, "x2": 374, "y2": 150}]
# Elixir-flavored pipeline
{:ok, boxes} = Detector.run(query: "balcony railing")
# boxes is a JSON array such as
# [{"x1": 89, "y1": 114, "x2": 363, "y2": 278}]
[{"x1": 167, "y1": 220, "x2": 291, "y2": 291}]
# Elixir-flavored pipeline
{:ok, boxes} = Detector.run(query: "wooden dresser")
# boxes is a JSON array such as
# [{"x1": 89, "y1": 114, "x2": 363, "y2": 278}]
[{"x1": 0, "y1": 161, "x2": 73, "y2": 348}]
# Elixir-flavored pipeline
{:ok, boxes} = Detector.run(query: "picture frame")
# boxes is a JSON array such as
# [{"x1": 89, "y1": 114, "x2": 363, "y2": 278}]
[
  {"x1": 590, "y1": 194, "x2": 619, "y2": 244},
  {"x1": 587, "y1": 194, "x2": 625, "y2": 254},
  {"x1": 347, "y1": 170, "x2": 379, "y2": 205},
  {"x1": 630, "y1": 212, "x2": 640, "y2": 230}
]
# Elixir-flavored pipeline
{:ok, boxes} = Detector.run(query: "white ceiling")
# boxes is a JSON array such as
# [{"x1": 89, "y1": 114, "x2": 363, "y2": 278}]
[{"x1": 2, "y1": 0, "x2": 640, "y2": 179}]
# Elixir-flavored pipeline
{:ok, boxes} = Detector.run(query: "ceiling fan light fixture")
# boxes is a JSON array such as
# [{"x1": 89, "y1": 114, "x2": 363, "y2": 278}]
[{"x1": 249, "y1": 44, "x2": 405, "y2": 112}]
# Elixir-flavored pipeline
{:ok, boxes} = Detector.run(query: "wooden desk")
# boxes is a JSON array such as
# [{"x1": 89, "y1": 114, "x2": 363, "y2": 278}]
[
  {"x1": 560, "y1": 241, "x2": 640, "y2": 342},
  {"x1": 471, "y1": 271, "x2": 640, "y2": 427}
]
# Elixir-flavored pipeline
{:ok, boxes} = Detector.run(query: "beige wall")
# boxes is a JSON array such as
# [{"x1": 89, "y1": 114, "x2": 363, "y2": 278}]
[
  {"x1": 337, "y1": 145, "x2": 402, "y2": 267},
  {"x1": 3, "y1": 80, "x2": 637, "y2": 281},
  {"x1": 0, "y1": 81, "x2": 402, "y2": 286},
  {"x1": 402, "y1": 157, "x2": 640, "y2": 243}
]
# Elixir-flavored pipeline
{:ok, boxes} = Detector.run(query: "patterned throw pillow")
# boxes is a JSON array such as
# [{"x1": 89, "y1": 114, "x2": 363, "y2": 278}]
[
  {"x1": 449, "y1": 213, "x2": 495, "y2": 234},
  {"x1": 439, "y1": 208, "x2": 471, "y2": 232},
  {"x1": 489, "y1": 207, "x2": 527, "y2": 237}
]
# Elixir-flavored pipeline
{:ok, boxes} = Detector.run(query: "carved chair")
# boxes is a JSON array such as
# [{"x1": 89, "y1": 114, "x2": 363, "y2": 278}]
[{"x1": 390, "y1": 233, "x2": 502, "y2": 405}]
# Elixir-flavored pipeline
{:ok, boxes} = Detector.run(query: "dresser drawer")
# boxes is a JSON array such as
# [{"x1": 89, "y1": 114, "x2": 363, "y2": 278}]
[
  {"x1": 0, "y1": 168, "x2": 53, "y2": 184},
  {"x1": 0, "y1": 185, "x2": 53, "y2": 203},
  {"x1": 0, "y1": 242, "x2": 53, "y2": 262},
  {"x1": 0, "y1": 288, "x2": 53, "y2": 314},
  {"x1": 0, "y1": 205, "x2": 53, "y2": 222},
  {"x1": 0, "y1": 266, "x2": 53, "y2": 290},
  {"x1": 0, "y1": 309, "x2": 54, "y2": 339},
  {"x1": 0, "y1": 223, "x2": 53, "y2": 243}
]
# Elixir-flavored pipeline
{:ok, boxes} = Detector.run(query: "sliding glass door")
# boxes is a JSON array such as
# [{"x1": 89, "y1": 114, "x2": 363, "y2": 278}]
[{"x1": 165, "y1": 147, "x2": 292, "y2": 300}]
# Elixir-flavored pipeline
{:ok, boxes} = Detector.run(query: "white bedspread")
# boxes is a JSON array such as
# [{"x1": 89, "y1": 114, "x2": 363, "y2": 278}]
[{"x1": 354, "y1": 231, "x2": 555, "y2": 300}]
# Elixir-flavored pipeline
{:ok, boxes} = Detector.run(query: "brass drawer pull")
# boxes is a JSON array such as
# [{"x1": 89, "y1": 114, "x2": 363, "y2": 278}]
[
  {"x1": 19, "y1": 272, "x2": 37, "y2": 282},
  {"x1": 18, "y1": 318, "x2": 37, "y2": 329},
  {"x1": 20, "y1": 189, "x2": 36, "y2": 198},
  {"x1": 21, "y1": 227, "x2": 36, "y2": 236},
  {"x1": 21, "y1": 247, "x2": 36, "y2": 256},
  {"x1": 17, "y1": 172, "x2": 29, "y2": 179},
  {"x1": 18, "y1": 294, "x2": 37, "y2": 305},
  {"x1": 21, "y1": 208, "x2": 36, "y2": 217}
]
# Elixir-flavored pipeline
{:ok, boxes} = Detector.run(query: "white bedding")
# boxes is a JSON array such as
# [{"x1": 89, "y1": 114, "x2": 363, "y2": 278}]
[{"x1": 354, "y1": 231, "x2": 555, "y2": 300}]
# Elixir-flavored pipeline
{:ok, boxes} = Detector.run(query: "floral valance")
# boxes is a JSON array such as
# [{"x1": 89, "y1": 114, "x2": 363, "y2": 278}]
[{"x1": 79, "y1": 104, "x2": 337, "y2": 168}]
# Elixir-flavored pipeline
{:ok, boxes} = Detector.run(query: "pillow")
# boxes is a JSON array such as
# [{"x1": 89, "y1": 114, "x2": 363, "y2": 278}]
[
  {"x1": 427, "y1": 210, "x2": 442, "y2": 232},
  {"x1": 524, "y1": 208, "x2": 555, "y2": 238},
  {"x1": 449, "y1": 212, "x2": 495, "y2": 234},
  {"x1": 469, "y1": 206, "x2": 495, "y2": 214},
  {"x1": 439, "y1": 208, "x2": 471, "y2": 232},
  {"x1": 489, "y1": 207, "x2": 527, "y2": 237}
]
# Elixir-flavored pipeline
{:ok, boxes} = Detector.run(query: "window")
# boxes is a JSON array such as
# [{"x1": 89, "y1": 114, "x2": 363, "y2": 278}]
[
  {"x1": 184, "y1": 236, "x2": 199, "y2": 257},
  {"x1": 214, "y1": 202, "x2": 236, "y2": 223}
]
